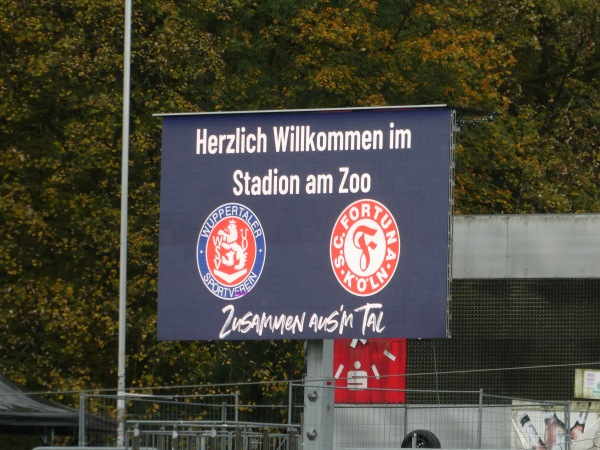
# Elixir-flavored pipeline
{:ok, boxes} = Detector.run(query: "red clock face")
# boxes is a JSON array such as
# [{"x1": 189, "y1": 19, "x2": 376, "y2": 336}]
[{"x1": 334, "y1": 338, "x2": 407, "y2": 404}]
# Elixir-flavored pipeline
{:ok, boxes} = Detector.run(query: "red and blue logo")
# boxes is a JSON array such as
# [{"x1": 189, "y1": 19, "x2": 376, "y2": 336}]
[{"x1": 197, "y1": 203, "x2": 266, "y2": 300}]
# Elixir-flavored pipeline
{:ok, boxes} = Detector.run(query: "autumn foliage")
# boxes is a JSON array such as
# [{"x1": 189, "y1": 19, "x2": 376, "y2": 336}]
[{"x1": 0, "y1": 0, "x2": 598, "y2": 394}]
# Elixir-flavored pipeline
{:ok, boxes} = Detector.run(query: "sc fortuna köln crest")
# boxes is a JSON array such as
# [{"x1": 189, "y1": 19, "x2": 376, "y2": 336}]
[
  {"x1": 197, "y1": 203, "x2": 266, "y2": 300},
  {"x1": 331, "y1": 199, "x2": 400, "y2": 296}
]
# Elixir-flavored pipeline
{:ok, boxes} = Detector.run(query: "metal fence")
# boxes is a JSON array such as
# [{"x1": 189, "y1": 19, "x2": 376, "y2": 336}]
[
  {"x1": 77, "y1": 382, "x2": 303, "y2": 448},
  {"x1": 302, "y1": 385, "x2": 596, "y2": 450},
  {"x1": 63, "y1": 384, "x2": 600, "y2": 450}
]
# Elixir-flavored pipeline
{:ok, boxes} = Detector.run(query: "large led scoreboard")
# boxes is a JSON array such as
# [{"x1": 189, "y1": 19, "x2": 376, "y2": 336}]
[{"x1": 157, "y1": 106, "x2": 454, "y2": 340}]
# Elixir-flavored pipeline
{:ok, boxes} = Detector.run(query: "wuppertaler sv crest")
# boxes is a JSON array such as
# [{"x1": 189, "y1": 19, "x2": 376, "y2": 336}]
[{"x1": 197, "y1": 203, "x2": 266, "y2": 300}]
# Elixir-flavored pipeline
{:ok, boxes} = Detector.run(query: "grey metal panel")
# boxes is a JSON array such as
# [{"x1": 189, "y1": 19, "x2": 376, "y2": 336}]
[
  {"x1": 452, "y1": 215, "x2": 508, "y2": 278},
  {"x1": 452, "y1": 214, "x2": 600, "y2": 278}
]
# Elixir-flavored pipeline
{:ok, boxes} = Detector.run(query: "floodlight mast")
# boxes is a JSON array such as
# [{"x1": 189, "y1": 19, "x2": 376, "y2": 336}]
[{"x1": 117, "y1": 0, "x2": 132, "y2": 446}]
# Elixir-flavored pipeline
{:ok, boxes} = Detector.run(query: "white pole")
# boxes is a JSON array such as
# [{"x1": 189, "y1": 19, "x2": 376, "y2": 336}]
[{"x1": 117, "y1": 0, "x2": 132, "y2": 446}]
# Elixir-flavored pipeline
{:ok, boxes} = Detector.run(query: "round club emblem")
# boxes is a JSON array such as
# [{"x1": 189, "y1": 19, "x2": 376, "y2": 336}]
[
  {"x1": 330, "y1": 199, "x2": 400, "y2": 296},
  {"x1": 197, "y1": 203, "x2": 266, "y2": 300}
]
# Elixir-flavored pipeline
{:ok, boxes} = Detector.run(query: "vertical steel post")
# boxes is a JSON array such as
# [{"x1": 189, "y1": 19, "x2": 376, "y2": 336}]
[
  {"x1": 133, "y1": 424, "x2": 141, "y2": 450},
  {"x1": 235, "y1": 427, "x2": 242, "y2": 450},
  {"x1": 117, "y1": 0, "x2": 132, "y2": 446},
  {"x1": 303, "y1": 340, "x2": 334, "y2": 450},
  {"x1": 235, "y1": 391, "x2": 239, "y2": 423},
  {"x1": 564, "y1": 402, "x2": 571, "y2": 450},
  {"x1": 78, "y1": 392, "x2": 86, "y2": 447},
  {"x1": 288, "y1": 381, "x2": 293, "y2": 427},
  {"x1": 477, "y1": 388, "x2": 483, "y2": 449},
  {"x1": 403, "y1": 403, "x2": 408, "y2": 444},
  {"x1": 172, "y1": 424, "x2": 179, "y2": 450},
  {"x1": 221, "y1": 402, "x2": 227, "y2": 449}
]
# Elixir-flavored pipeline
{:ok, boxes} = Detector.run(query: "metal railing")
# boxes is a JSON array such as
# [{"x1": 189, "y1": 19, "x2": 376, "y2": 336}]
[{"x1": 25, "y1": 382, "x2": 600, "y2": 450}]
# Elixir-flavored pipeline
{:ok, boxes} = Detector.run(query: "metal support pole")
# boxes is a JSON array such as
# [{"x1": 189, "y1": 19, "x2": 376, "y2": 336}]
[
  {"x1": 303, "y1": 340, "x2": 334, "y2": 450},
  {"x1": 564, "y1": 402, "x2": 571, "y2": 450},
  {"x1": 287, "y1": 381, "x2": 293, "y2": 427},
  {"x1": 403, "y1": 403, "x2": 408, "y2": 444},
  {"x1": 172, "y1": 424, "x2": 179, "y2": 450},
  {"x1": 235, "y1": 427, "x2": 242, "y2": 450},
  {"x1": 221, "y1": 402, "x2": 227, "y2": 449},
  {"x1": 477, "y1": 388, "x2": 483, "y2": 449},
  {"x1": 117, "y1": 0, "x2": 132, "y2": 446},
  {"x1": 234, "y1": 391, "x2": 239, "y2": 423},
  {"x1": 78, "y1": 393, "x2": 86, "y2": 447},
  {"x1": 133, "y1": 424, "x2": 141, "y2": 450}
]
